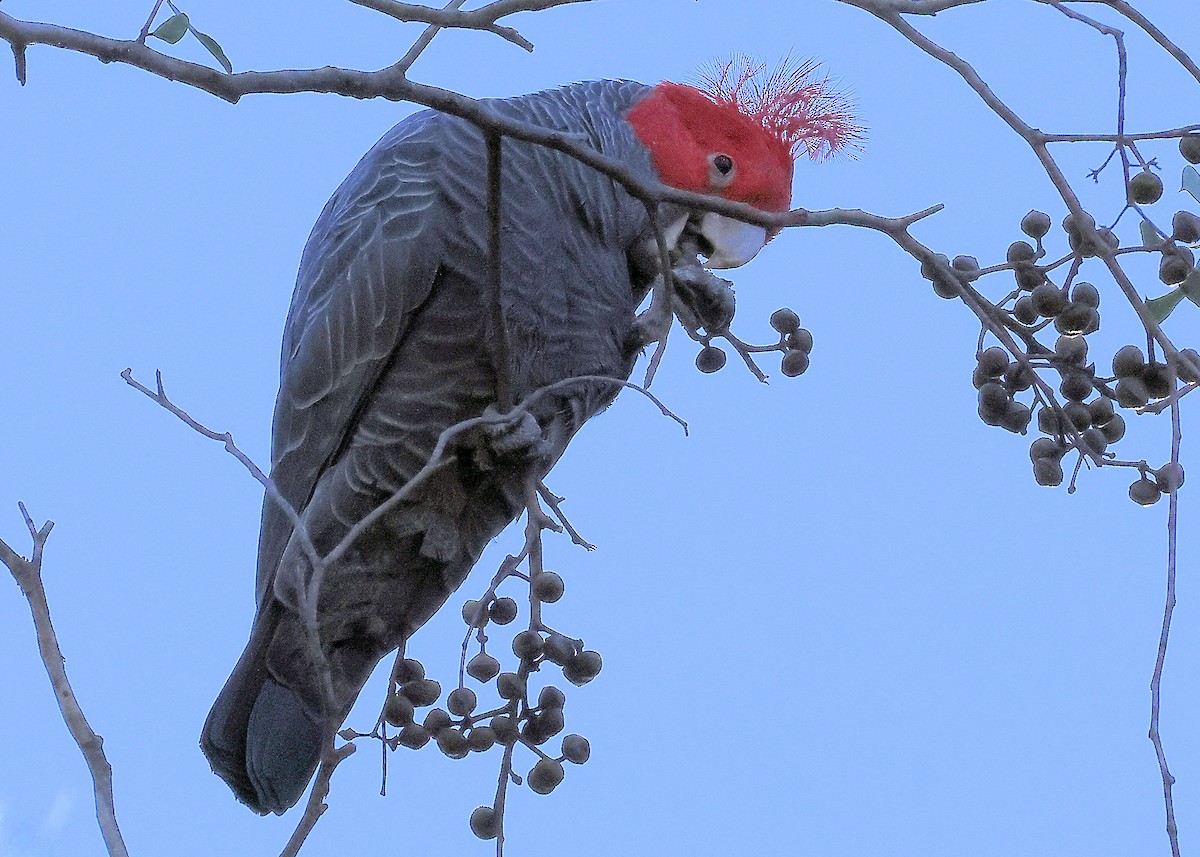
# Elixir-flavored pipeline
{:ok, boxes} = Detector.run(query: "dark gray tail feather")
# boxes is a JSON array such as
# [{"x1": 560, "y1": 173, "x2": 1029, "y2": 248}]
[{"x1": 200, "y1": 606, "x2": 325, "y2": 815}]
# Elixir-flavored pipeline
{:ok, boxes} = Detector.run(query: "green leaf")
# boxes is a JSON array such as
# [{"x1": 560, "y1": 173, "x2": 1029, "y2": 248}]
[
  {"x1": 1139, "y1": 219, "x2": 1162, "y2": 249},
  {"x1": 151, "y1": 13, "x2": 190, "y2": 44},
  {"x1": 193, "y1": 29, "x2": 233, "y2": 73},
  {"x1": 1183, "y1": 165, "x2": 1200, "y2": 205},
  {"x1": 1182, "y1": 270, "x2": 1200, "y2": 307},
  {"x1": 1146, "y1": 287, "x2": 1186, "y2": 323}
]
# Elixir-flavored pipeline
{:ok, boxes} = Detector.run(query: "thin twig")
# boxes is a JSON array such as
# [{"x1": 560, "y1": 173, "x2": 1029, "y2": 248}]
[{"x1": 1, "y1": 507, "x2": 130, "y2": 857}]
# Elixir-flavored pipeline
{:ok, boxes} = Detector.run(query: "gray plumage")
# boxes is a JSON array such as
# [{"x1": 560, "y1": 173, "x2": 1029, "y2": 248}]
[{"x1": 201, "y1": 80, "x2": 666, "y2": 814}]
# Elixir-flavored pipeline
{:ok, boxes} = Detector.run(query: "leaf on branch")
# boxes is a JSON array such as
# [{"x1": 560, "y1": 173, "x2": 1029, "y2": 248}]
[
  {"x1": 1139, "y1": 219, "x2": 1162, "y2": 250},
  {"x1": 1145, "y1": 287, "x2": 1186, "y2": 323},
  {"x1": 192, "y1": 29, "x2": 233, "y2": 74},
  {"x1": 1183, "y1": 165, "x2": 1200, "y2": 205},
  {"x1": 1182, "y1": 270, "x2": 1200, "y2": 308},
  {"x1": 151, "y1": 13, "x2": 190, "y2": 45}
]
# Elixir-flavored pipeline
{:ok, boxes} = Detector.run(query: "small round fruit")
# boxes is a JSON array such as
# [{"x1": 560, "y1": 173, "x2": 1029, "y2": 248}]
[
  {"x1": 1143, "y1": 362, "x2": 1173, "y2": 399},
  {"x1": 952, "y1": 255, "x2": 980, "y2": 274},
  {"x1": 1113, "y1": 345, "x2": 1146, "y2": 378},
  {"x1": 470, "y1": 806, "x2": 501, "y2": 840},
  {"x1": 1021, "y1": 209, "x2": 1052, "y2": 239},
  {"x1": 1033, "y1": 457, "x2": 1064, "y2": 487},
  {"x1": 496, "y1": 672, "x2": 526, "y2": 700},
  {"x1": 769, "y1": 308, "x2": 801, "y2": 334},
  {"x1": 1060, "y1": 372, "x2": 1093, "y2": 402},
  {"x1": 532, "y1": 571, "x2": 565, "y2": 603},
  {"x1": 467, "y1": 726, "x2": 497, "y2": 753},
  {"x1": 1180, "y1": 135, "x2": 1200, "y2": 164},
  {"x1": 787, "y1": 328, "x2": 814, "y2": 354},
  {"x1": 1071, "y1": 282, "x2": 1100, "y2": 308},
  {"x1": 543, "y1": 634, "x2": 576, "y2": 666},
  {"x1": 1029, "y1": 438, "x2": 1065, "y2": 462},
  {"x1": 488, "y1": 596, "x2": 518, "y2": 625},
  {"x1": 528, "y1": 759, "x2": 565, "y2": 795},
  {"x1": 384, "y1": 693, "x2": 415, "y2": 727},
  {"x1": 423, "y1": 708, "x2": 452, "y2": 735},
  {"x1": 447, "y1": 687, "x2": 477, "y2": 717},
  {"x1": 1015, "y1": 265, "x2": 1045, "y2": 291},
  {"x1": 1000, "y1": 401, "x2": 1032, "y2": 434},
  {"x1": 1160, "y1": 253, "x2": 1192, "y2": 285},
  {"x1": 561, "y1": 734, "x2": 591, "y2": 765},
  {"x1": 1054, "y1": 302, "x2": 1092, "y2": 335},
  {"x1": 1178, "y1": 348, "x2": 1200, "y2": 383},
  {"x1": 1114, "y1": 377, "x2": 1150, "y2": 409},
  {"x1": 467, "y1": 652, "x2": 501, "y2": 683},
  {"x1": 978, "y1": 382, "x2": 1010, "y2": 411},
  {"x1": 1037, "y1": 406, "x2": 1067, "y2": 436},
  {"x1": 1082, "y1": 427, "x2": 1109, "y2": 455},
  {"x1": 1007, "y1": 241, "x2": 1036, "y2": 263},
  {"x1": 462, "y1": 599, "x2": 487, "y2": 627},
  {"x1": 977, "y1": 347, "x2": 1010, "y2": 377},
  {"x1": 781, "y1": 350, "x2": 810, "y2": 377},
  {"x1": 563, "y1": 650, "x2": 603, "y2": 686},
  {"x1": 1154, "y1": 462, "x2": 1185, "y2": 492},
  {"x1": 396, "y1": 723, "x2": 431, "y2": 750},
  {"x1": 1129, "y1": 170, "x2": 1164, "y2": 205},
  {"x1": 1063, "y1": 402, "x2": 1092, "y2": 431},
  {"x1": 402, "y1": 678, "x2": 442, "y2": 708},
  {"x1": 490, "y1": 715, "x2": 518, "y2": 744},
  {"x1": 1129, "y1": 477, "x2": 1162, "y2": 506},
  {"x1": 1014, "y1": 296, "x2": 1038, "y2": 325},
  {"x1": 1172, "y1": 211, "x2": 1200, "y2": 244},
  {"x1": 512, "y1": 629, "x2": 545, "y2": 662},
  {"x1": 538, "y1": 686, "x2": 567, "y2": 711},
  {"x1": 1088, "y1": 397, "x2": 1115, "y2": 427},
  {"x1": 1005, "y1": 362, "x2": 1034, "y2": 392},
  {"x1": 1054, "y1": 334, "x2": 1087, "y2": 366},
  {"x1": 392, "y1": 658, "x2": 425, "y2": 684},
  {"x1": 1031, "y1": 283, "x2": 1068, "y2": 318},
  {"x1": 696, "y1": 345, "x2": 727, "y2": 374},
  {"x1": 1101, "y1": 413, "x2": 1127, "y2": 443},
  {"x1": 436, "y1": 728, "x2": 469, "y2": 759}
]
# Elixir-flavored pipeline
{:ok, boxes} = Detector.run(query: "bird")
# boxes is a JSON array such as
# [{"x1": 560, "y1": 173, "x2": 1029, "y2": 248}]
[{"x1": 200, "y1": 58, "x2": 857, "y2": 815}]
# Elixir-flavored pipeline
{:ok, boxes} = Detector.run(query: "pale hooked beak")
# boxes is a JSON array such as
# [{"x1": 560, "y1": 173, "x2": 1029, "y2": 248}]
[{"x1": 699, "y1": 212, "x2": 768, "y2": 269}]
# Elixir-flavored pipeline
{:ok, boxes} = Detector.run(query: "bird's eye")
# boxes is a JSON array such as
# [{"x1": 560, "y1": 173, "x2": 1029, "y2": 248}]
[{"x1": 708, "y1": 153, "x2": 736, "y2": 188}]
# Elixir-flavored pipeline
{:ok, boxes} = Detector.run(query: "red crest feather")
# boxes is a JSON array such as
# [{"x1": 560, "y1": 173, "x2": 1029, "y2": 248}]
[{"x1": 693, "y1": 55, "x2": 863, "y2": 162}]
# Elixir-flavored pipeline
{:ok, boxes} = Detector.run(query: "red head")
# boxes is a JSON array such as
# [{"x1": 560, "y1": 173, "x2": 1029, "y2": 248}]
[{"x1": 627, "y1": 57, "x2": 861, "y2": 214}]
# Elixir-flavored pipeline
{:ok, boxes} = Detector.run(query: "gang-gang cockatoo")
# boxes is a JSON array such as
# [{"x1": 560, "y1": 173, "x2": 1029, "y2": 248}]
[{"x1": 201, "y1": 59, "x2": 857, "y2": 814}]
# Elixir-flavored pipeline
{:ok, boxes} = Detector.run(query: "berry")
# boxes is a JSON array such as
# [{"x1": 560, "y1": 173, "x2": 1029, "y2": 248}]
[
  {"x1": 1112, "y1": 345, "x2": 1146, "y2": 378},
  {"x1": 1059, "y1": 372, "x2": 1093, "y2": 402},
  {"x1": 1129, "y1": 170, "x2": 1164, "y2": 205},
  {"x1": 1160, "y1": 252, "x2": 1193, "y2": 285},
  {"x1": 1071, "y1": 282, "x2": 1100, "y2": 308},
  {"x1": 1033, "y1": 457, "x2": 1064, "y2": 487},
  {"x1": 392, "y1": 658, "x2": 425, "y2": 684},
  {"x1": 436, "y1": 728, "x2": 469, "y2": 759},
  {"x1": 1088, "y1": 397, "x2": 1115, "y2": 427},
  {"x1": 532, "y1": 571, "x2": 565, "y2": 603},
  {"x1": 488, "y1": 596, "x2": 518, "y2": 625},
  {"x1": 1129, "y1": 477, "x2": 1162, "y2": 506},
  {"x1": 1007, "y1": 241, "x2": 1036, "y2": 263},
  {"x1": 1029, "y1": 438, "x2": 1065, "y2": 461},
  {"x1": 1081, "y1": 427, "x2": 1109, "y2": 455},
  {"x1": 769, "y1": 308, "x2": 801, "y2": 334},
  {"x1": 787, "y1": 328, "x2": 814, "y2": 354},
  {"x1": 1021, "y1": 209, "x2": 1052, "y2": 239},
  {"x1": 1064, "y1": 211, "x2": 1098, "y2": 256},
  {"x1": 979, "y1": 381, "x2": 1010, "y2": 411},
  {"x1": 1054, "y1": 334, "x2": 1088, "y2": 366},
  {"x1": 1181, "y1": 135, "x2": 1200, "y2": 164},
  {"x1": 1005, "y1": 362, "x2": 1034, "y2": 392},
  {"x1": 696, "y1": 345, "x2": 727, "y2": 374},
  {"x1": 1063, "y1": 402, "x2": 1092, "y2": 431},
  {"x1": 528, "y1": 759, "x2": 565, "y2": 795},
  {"x1": 396, "y1": 724, "x2": 430, "y2": 750},
  {"x1": 1154, "y1": 462, "x2": 1186, "y2": 492},
  {"x1": 490, "y1": 715, "x2": 518, "y2": 744},
  {"x1": 952, "y1": 255, "x2": 981, "y2": 274},
  {"x1": 1101, "y1": 413, "x2": 1127, "y2": 443},
  {"x1": 1014, "y1": 296, "x2": 1038, "y2": 325},
  {"x1": 563, "y1": 650, "x2": 603, "y2": 686},
  {"x1": 384, "y1": 693, "x2": 415, "y2": 727},
  {"x1": 561, "y1": 734, "x2": 591, "y2": 765},
  {"x1": 402, "y1": 678, "x2": 442, "y2": 708},
  {"x1": 462, "y1": 599, "x2": 488, "y2": 627},
  {"x1": 1000, "y1": 401, "x2": 1032, "y2": 434},
  {"x1": 543, "y1": 634, "x2": 577, "y2": 666},
  {"x1": 447, "y1": 687, "x2": 477, "y2": 717},
  {"x1": 467, "y1": 652, "x2": 501, "y2": 683},
  {"x1": 1114, "y1": 377, "x2": 1150, "y2": 409},
  {"x1": 1178, "y1": 348, "x2": 1200, "y2": 383},
  {"x1": 496, "y1": 672, "x2": 526, "y2": 700},
  {"x1": 1031, "y1": 283, "x2": 1067, "y2": 317},
  {"x1": 1037, "y1": 406, "x2": 1067, "y2": 436},
  {"x1": 470, "y1": 806, "x2": 501, "y2": 840},
  {"x1": 1172, "y1": 211, "x2": 1200, "y2": 244},
  {"x1": 513, "y1": 630, "x2": 546, "y2": 662},
  {"x1": 1054, "y1": 303, "x2": 1095, "y2": 335},
  {"x1": 977, "y1": 347, "x2": 1010, "y2": 377},
  {"x1": 1015, "y1": 265, "x2": 1046, "y2": 291},
  {"x1": 538, "y1": 686, "x2": 567, "y2": 710},
  {"x1": 467, "y1": 726, "x2": 497, "y2": 753},
  {"x1": 781, "y1": 350, "x2": 810, "y2": 377},
  {"x1": 423, "y1": 708, "x2": 452, "y2": 735},
  {"x1": 1143, "y1": 362, "x2": 1173, "y2": 398}
]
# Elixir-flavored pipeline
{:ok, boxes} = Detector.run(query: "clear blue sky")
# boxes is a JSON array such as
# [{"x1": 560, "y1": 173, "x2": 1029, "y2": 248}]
[{"x1": 1, "y1": 1, "x2": 1197, "y2": 855}]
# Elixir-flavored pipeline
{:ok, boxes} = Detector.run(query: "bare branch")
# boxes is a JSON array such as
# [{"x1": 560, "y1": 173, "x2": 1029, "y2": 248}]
[
  {"x1": 393, "y1": 0, "x2": 469, "y2": 75},
  {"x1": 2, "y1": 508, "x2": 130, "y2": 857}
]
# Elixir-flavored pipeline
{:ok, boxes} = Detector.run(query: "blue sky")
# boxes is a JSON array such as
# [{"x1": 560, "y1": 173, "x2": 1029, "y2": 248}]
[{"x1": 1, "y1": 1, "x2": 1197, "y2": 855}]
